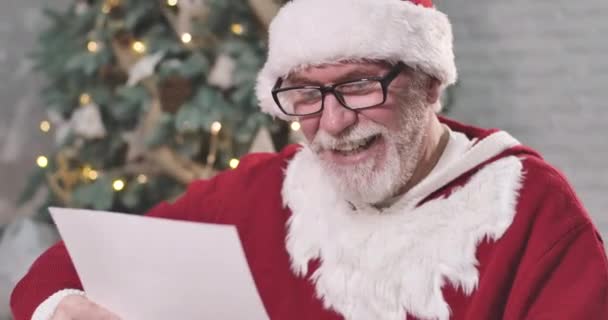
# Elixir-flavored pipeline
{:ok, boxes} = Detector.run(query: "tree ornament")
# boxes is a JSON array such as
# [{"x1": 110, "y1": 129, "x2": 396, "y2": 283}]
[
  {"x1": 159, "y1": 75, "x2": 193, "y2": 114},
  {"x1": 98, "y1": 64, "x2": 128, "y2": 86},
  {"x1": 47, "y1": 110, "x2": 72, "y2": 146},
  {"x1": 249, "y1": 126, "x2": 276, "y2": 153},
  {"x1": 208, "y1": 54, "x2": 236, "y2": 89},
  {"x1": 127, "y1": 51, "x2": 165, "y2": 86},
  {"x1": 46, "y1": 148, "x2": 84, "y2": 204},
  {"x1": 113, "y1": 30, "x2": 136, "y2": 48},
  {"x1": 70, "y1": 103, "x2": 107, "y2": 140}
]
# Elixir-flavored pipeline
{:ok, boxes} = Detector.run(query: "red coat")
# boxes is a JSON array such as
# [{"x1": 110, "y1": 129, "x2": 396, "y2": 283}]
[{"x1": 11, "y1": 118, "x2": 608, "y2": 320}]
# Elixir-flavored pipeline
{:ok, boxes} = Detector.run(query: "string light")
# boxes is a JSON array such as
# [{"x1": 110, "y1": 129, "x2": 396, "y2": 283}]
[
  {"x1": 112, "y1": 179, "x2": 126, "y2": 191},
  {"x1": 79, "y1": 93, "x2": 92, "y2": 106},
  {"x1": 88, "y1": 170, "x2": 99, "y2": 180},
  {"x1": 132, "y1": 41, "x2": 146, "y2": 54},
  {"x1": 229, "y1": 158, "x2": 240, "y2": 169},
  {"x1": 290, "y1": 122, "x2": 301, "y2": 132},
  {"x1": 40, "y1": 121, "x2": 51, "y2": 133},
  {"x1": 211, "y1": 121, "x2": 222, "y2": 135},
  {"x1": 36, "y1": 156, "x2": 49, "y2": 168},
  {"x1": 166, "y1": 0, "x2": 178, "y2": 6},
  {"x1": 181, "y1": 33, "x2": 192, "y2": 44},
  {"x1": 82, "y1": 165, "x2": 99, "y2": 181},
  {"x1": 87, "y1": 40, "x2": 99, "y2": 53},
  {"x1": 137, "y1": 174, "x2": 148, "y2": 184},
  {"x1": 231, "y1": 23, "x2": 244, "y2": 35}
]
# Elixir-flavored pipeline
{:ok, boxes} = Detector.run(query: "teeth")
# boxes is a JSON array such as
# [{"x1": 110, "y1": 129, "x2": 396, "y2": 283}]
[{"x1": 334, "y1": 136, "x2": 375, "y2": 152}]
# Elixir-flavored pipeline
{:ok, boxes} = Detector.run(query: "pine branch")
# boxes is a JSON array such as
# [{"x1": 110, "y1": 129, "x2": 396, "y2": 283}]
[
  {"x1": 247, "y1": 0, "x2": 281, "y2": 28},
  {"x1": 110, "y1": 35, "x2": 209, "y2": 185}
]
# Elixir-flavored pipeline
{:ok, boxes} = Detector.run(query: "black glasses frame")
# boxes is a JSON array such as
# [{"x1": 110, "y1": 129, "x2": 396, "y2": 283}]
[{"x1": 271, "y1": 62, "x2": 406, "y2": 117}]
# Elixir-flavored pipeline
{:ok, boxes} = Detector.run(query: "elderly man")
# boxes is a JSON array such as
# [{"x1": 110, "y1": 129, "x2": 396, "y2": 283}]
[{"x1": 11, "y1": 0, "x2": 608, "y2": 319}]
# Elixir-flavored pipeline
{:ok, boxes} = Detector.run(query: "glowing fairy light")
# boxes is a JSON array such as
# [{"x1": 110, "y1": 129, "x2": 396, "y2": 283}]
[
  {"x1": 36, "y1": 156, "x2": 49, "y2": 168},
  {"x1": 112, "y1": 179, "x2": 126, "y2": 191},
  {"x1": 229, "y1": 158, "x2": 240, "y2": 169}
]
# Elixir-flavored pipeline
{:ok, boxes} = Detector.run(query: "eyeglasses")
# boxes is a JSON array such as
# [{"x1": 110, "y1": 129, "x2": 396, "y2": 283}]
[{"x1": 272, "y1": 62, "x2": 406, "y2": 117}]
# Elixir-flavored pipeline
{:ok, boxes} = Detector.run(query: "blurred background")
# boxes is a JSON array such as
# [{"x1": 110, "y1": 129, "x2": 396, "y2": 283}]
[{"x1": 0, "y1": 0, "x2": 606, "y2": 318}]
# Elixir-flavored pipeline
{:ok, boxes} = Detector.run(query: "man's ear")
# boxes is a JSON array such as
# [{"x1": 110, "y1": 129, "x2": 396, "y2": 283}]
[{"x1": 425, "y1": 78, "x2": 441, "y2": 104}]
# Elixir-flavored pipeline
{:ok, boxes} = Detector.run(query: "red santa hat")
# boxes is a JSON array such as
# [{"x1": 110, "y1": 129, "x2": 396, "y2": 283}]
[{"x1": 256, "y1": 0, "x2": 456, "y2": 119}]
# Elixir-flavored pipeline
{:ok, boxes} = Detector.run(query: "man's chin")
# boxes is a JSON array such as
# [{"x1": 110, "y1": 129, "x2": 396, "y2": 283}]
[
  {"x1": 320, "y1": 161, "x2": 398, "y2": 205},
  {"x1": 333, "y1": 178, "x2": 396, "y2": 207},
  {"x1": 314, "y1": 143, "x2": 408, "y2": 206},
  {"x1": 317, "y1": 154, "x2": 376, "y2": 177}
]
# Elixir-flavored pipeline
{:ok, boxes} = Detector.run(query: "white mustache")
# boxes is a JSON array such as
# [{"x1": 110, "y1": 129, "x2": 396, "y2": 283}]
[{"x1": 310, "y1": 125, "x2": 385, "y2": 152}]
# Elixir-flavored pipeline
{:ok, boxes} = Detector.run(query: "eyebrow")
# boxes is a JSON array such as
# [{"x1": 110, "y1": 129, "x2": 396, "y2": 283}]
[{"x1": 286, "y1": 67, "x2": 387, "y2": 86}]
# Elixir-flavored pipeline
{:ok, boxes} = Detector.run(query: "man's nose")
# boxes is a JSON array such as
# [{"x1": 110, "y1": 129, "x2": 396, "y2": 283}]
[{"x1": 319, "y1": 94, "x2": 357, "y2": 136}]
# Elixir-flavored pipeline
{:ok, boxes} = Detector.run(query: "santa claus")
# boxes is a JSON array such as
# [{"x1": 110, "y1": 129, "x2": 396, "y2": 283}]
[{"x1": 11, "y1": 0, "x2": 608, "y2": 319}]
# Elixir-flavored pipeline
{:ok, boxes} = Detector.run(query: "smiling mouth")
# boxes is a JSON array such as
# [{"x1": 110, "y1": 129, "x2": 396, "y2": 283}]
[{"x1": 331, "y1": 134, "x2": 381, "y2": 156}]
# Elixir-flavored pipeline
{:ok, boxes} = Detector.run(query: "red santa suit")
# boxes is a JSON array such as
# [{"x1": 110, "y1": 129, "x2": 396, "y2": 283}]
[
  {"x1": 10, "y1": 117, "x2": 608, "y2": 320},
  {"x1": 12, "y1": 0, "x2": 608, "y2": 318}
]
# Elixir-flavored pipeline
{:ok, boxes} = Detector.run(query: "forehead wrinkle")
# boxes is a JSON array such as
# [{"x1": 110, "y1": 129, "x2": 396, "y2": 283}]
[{"x1": 286, "y1": 63, "x2": 392, "y2": 86}]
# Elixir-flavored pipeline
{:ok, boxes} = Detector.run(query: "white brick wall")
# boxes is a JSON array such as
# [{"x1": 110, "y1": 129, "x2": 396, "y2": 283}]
[
  {"x1": 0, "y1": 1, "x2": 70, "y2": 318},
  {"x1": 436, "y1": 0, "x2": 608, "y2": 245},
  {"x1": 0, "y1": 1, "x2": 64, "y2": 226}
]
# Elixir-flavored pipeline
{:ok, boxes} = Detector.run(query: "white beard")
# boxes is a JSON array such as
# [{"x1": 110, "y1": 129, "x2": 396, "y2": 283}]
[
  {"x1": 282, "y1": 150, "x2": 524, "y2": 320},
  {"x1": 307, "y1": 97, "x2": 429, "y2": 206}
]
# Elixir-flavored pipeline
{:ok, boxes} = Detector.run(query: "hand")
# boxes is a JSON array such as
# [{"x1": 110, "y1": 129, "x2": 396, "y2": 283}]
[{"x1": 51, "y1": 295, "x2": 121, "y2": 320}]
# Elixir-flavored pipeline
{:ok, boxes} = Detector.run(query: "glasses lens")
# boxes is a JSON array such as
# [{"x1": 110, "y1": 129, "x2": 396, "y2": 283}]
[
  {"x1": 336, "y1": 80, "x2": 384, "y2": 109},
  {"x1": 276, "y1": 88, "x2": 323, "y2": 115}
]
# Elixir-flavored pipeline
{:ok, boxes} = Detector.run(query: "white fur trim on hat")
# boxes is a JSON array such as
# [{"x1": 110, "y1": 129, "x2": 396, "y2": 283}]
[{"x1": 256, "y1": 0, "x2": 457, "y2": 120}]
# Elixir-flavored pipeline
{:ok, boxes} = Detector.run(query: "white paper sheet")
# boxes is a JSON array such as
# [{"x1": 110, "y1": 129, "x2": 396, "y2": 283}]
[{"x1": 49, "y1": 207, "x2": 269, "y2": 320}]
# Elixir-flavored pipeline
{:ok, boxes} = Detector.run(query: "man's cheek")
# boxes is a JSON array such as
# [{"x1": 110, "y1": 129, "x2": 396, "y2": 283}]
[{"x1": 299, "y1": 118, "x2": 320, "y2": 142}]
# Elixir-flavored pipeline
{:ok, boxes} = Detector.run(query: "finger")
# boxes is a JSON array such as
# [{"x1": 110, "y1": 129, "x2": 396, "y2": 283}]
[
  {"x1": 50, "y1": 307, "x2": 73, "y2": 320},
  {"x1": 53, "y1": 295, "x2": 87, "y2": 320},
  {"x1": 56, "y1": 295, "x2": 120, "y2": 320},
  {"x1": 75, "y1": 300, "x2": 121, "y2": 320},
  {"x1": 86, "y1": 301, "x2": 122, "y2": 320}
]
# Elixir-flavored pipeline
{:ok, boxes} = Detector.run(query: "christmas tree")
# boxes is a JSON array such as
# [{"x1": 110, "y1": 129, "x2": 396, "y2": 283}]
[{"x1": 20, "y1": 0, "x2": 292, "y2": 218}]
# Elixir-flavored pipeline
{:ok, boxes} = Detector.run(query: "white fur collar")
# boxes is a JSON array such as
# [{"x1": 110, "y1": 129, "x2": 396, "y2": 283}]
[{"x1": 282, "y1": 131, "x2": 523, "y2": 320}]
